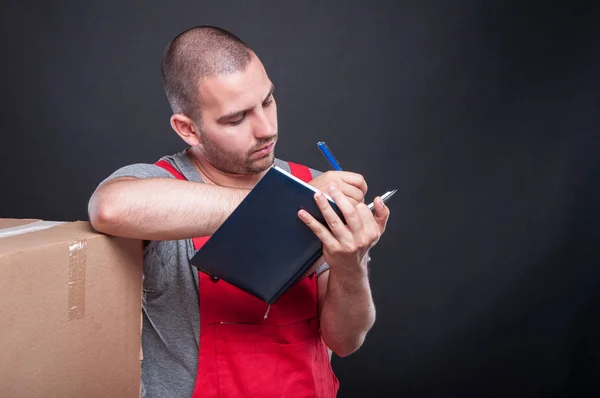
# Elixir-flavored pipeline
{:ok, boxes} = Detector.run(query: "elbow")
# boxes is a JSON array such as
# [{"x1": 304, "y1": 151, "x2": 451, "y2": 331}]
[
  {"x1": 88, "y1": 190, "x2": 122, "y2": 234},
  {"x1": 327, "y1": 320, "x2": 374, "y2": 358},
  {"x1": 324, "y1": 312, "x2": 376, "y2": 358},
  {"x1": 328, "y1": 334, "x2": 367, "y2": 358}
]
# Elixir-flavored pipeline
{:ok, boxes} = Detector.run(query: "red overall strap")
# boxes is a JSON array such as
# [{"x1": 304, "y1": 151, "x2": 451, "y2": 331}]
[
  {"x1": 155, "y1": 159, "x2": 185, "y2": 180},
  {"x1": 288, "y1": 161, "x2": 313, "y2": 183}
]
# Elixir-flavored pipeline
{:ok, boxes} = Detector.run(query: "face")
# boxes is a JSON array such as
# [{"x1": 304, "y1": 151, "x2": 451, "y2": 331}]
[{"x1": 195, "y1": 53, "x2": 278, "y2": 175}]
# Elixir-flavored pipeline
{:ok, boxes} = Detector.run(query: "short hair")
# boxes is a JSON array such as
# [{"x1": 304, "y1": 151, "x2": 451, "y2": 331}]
[{"x1": 160, "y1": 26, "x2": 253, "y2": 122}]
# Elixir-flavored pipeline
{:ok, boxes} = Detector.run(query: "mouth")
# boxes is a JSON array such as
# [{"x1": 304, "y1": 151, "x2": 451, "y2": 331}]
[{"x1": 253, "y1": 140, "x2": 276, "y2": 157}]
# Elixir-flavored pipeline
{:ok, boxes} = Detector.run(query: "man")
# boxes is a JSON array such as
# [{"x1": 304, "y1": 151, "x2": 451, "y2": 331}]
[{"x1": 88, "y1": 25, "x2": 390, "y2": 397}]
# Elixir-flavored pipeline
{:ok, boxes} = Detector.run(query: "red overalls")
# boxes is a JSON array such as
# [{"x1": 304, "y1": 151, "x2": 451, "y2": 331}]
[{"x1": 156, "y1": 159, "x2": 339, "y2": 398}]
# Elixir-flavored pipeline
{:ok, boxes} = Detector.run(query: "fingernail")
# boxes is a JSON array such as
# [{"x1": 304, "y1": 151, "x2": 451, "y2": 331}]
[
  {"x1": 315, "y1": 191, "x2": 323, "y2": 199},
  {"x1": 328, "y1": 185, "x2": 336, "y2": 193}
]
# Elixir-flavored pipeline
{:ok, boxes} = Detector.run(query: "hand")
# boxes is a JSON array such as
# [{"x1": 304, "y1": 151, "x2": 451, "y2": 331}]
[
  {"x1": 298, "y1": 183, "x2": 390, "y2": 273},
  {"x1": 309, "y1": 171, "x2": 368, "y2": 206}
]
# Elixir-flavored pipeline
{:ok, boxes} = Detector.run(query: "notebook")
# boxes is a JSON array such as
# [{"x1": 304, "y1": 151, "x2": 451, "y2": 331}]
[{"x1": 190, "y1": 165, "x2": 392, "y2": 304}]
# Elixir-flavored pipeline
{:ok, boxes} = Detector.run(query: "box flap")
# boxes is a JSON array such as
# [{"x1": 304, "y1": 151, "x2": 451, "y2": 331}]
[
  {"x1": 0, "y1": 219, "x2": 105, "y2": 258},
  {"x1": 0, "y1": 218, "x2": 40, "y2": 229},
  {"x1": 0, "y1": 220, "x2": 65, "y2": 239}
]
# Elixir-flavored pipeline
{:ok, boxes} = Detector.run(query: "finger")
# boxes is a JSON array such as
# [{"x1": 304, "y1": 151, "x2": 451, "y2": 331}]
[
  {"x1": 298, "y1": 208, "x2": 338, "y2": 248},
  {"x1": 325, "y1": 184, "x2": 364, "y2": 234},
  {"x1": 314, "y1": 190, "x2": 354, "y2": 241},
  {"x1": 373, "y1": 196, "x2": 390, "y2": 233},
  {"x1": 356, "y1": 203, "x2": 382, "y2": 247},
  {"x1": 339, "y1": 172, "x2": 368, "y2": 195},
  {"x1": 338, "y1": 183, "x2": 365, "y2": 204}
]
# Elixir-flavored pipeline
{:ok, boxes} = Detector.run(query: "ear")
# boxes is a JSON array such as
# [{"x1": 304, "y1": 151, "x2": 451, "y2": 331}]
[{"x1": 170, "y1": 114, "x2": 202, "y2": 146}]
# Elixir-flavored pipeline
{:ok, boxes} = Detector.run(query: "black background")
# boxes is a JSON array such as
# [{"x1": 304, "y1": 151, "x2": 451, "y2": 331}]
[{"x1": 1, "y1": 1, "x2": 599, "y2": 396}]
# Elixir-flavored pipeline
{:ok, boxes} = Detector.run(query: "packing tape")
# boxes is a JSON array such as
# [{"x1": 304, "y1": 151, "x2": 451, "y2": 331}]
[
  {"x1": 0, "y1": 220, "x2": 64, "y2": 238},
  {"x1": 68, "y1": 240, "x2": 87, "y2": 321}
]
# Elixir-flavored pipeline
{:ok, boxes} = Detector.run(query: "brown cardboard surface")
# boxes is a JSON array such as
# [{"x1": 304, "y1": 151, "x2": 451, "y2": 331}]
[{"x1": 0, "y1": 219, "x2": 143, "y2": 397}]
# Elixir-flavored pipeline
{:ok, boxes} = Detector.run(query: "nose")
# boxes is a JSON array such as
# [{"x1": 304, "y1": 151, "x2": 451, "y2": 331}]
[{"x1": 252, "y1": 107, "x2": 276, "y2": 139}]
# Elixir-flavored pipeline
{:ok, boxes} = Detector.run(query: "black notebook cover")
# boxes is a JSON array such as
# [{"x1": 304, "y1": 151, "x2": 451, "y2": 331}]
[{"x1": 189, "y1": 165, "x2": 343, "y2": 304}]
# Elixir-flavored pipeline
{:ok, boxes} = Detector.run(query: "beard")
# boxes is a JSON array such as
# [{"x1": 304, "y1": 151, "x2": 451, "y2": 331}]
[{"x1": 200, "y1": 133, "x2": 277, "y2": 175}]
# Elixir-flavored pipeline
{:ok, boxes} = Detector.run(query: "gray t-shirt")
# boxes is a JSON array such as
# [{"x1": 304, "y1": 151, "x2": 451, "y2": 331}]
[{"x1": 96, "y1": 149, "x2": 329, "y2": 397}]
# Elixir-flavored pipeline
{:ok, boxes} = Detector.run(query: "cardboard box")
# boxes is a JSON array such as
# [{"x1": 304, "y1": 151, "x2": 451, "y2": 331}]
[{"x1": 0, "y1": 219, "x2": 143, "y2": 397}]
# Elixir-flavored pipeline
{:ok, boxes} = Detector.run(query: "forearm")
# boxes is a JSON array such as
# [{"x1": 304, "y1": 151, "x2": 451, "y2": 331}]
[
  {"x1": 319, "y1": 260, "x2": 376, "y2": 357},
  {"x1": 88, "y1": 177, "x2": 248, "y2": 240}
]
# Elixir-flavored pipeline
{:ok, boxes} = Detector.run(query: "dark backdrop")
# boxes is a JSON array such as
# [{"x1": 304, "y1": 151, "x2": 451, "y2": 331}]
[{"x1": 1, "y1": 1, "x2": 599, "y2": 396}]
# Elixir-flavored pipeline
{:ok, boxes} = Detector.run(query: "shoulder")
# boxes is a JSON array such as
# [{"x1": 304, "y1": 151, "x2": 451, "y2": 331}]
[
  {"x1": 96, "y1": 163, "x2": 171, "y2": 187},
  {"x1": 274, "y1": 158, "x2": 323, "y2": 180},
  {"x1": 95, "y1": 153, "x2": 184, "y2": 189}
]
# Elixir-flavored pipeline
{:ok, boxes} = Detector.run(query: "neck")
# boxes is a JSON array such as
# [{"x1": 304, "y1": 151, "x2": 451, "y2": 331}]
[{"x1": 186, "y1": 147, "x2": 269, "y2": 189}]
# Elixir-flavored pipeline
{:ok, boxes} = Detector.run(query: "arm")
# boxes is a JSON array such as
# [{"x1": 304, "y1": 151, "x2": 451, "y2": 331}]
[
  {"x1": 299, "y1": 185, "x2": 390, "y2": 357},
  {"x1": 89, "y1": 167, "x2": 365, "y2": 241},
  {"x1": 317, "y1": 263, "x2": 375, "y2": 357},
  {"x1": 88, "y1": 176, "x2": 249, "y2": 240}
]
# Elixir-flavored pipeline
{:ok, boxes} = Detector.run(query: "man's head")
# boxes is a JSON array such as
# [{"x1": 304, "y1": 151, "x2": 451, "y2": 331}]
[{"x1": 161, "y1": 26, "x2": 278, "y2": 175}]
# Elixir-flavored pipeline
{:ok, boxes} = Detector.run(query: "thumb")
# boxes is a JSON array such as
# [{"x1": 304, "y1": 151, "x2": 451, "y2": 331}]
[{"x1": 373, "y1": 197, "x2": 390, "y2": 233}]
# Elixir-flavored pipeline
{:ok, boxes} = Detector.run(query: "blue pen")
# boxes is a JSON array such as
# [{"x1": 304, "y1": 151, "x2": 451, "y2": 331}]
[{"x1": 317, "y1": 141, "x2": 343, "y2": 171}]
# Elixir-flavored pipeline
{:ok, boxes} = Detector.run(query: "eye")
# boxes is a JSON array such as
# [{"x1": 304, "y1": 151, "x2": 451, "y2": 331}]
[
  {"x1": 229, "y1": 115, "x2": 245, "y2": 125},
  {"x1": 263, "y1": 96, "x2": 274, "y2": 107}
]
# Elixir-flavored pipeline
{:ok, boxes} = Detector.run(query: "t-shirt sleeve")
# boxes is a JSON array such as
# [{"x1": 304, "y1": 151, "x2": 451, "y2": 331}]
[
  {"x1": 97, "y1": 163, "x2": 175, "y2": 188},
  {"x1": 308, "y1": 167, "x2": 323, "y2": 180},
  {"x1": 315, "y1": 261, "x2": 329, "y2": 277}
]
